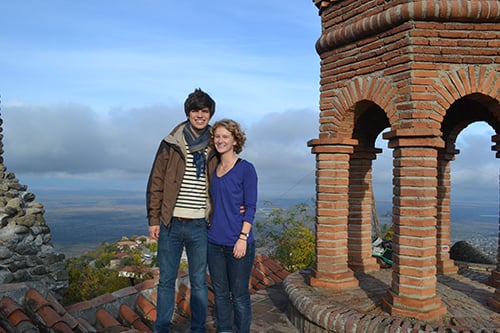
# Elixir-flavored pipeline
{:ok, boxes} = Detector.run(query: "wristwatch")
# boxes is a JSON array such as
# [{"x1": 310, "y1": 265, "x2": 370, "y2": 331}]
[{"x1": 240, "y1": 232, "x2": 249, "y2": 238}]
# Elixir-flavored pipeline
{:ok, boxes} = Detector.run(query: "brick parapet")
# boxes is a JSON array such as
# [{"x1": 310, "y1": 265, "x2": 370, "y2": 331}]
[{"x1": 284, "y1": 271, "x2": 460, "y2": 333}]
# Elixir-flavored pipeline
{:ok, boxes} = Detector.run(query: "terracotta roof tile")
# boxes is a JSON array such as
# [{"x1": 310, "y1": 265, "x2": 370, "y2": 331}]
[
  {"x1": 75, "y1": 316, "x2": 97, "y2": 332},
  {"x1": 112, "y1": 285, "x2": 140, "y2": 299},
  {"x1": 134, "y1": 278, "x2": 157, "y2": 292},
  {"x1": 0, "y1": 297, "x2": 36, "y2": 331},
  {"x1": 207, "y1": 288, "x2": 215, "y2": 305},
  {"x1": 65, "y1": 299, "x2": 93, "y2": 313},
  {"x1": 10, "y1": 321, "x2": 38, "y2": 333},
  {"x1": 95, "y1": 308, "x2": 128, "y2": 331},
  {"x1": 89, "y1": 292, "x2": 117, "y2": 308},
  {"x1": 46, "y1": 292, "x2": 81, "y2": 330},
  {"x1": 0, "y1": 255, "x2": 289, "y2": 332},
  {"x1": 135, "y1": 293, "x2": 156, "y2": 322},
  {"x1": 150, "y1": 292, "x2": 157, "y2": 304},
  {"x1": 25, "y1": 288, "x2": 47, "y2": 312},
  {"x1": 51, "y1": 321, "x2": 75, "y2": 333},
  {"x1": 25, "y1": 288, "x2": 74, "y2": 332},
  {"x1": 119, "y1": 303, "x2": 152, "y2": 332}
]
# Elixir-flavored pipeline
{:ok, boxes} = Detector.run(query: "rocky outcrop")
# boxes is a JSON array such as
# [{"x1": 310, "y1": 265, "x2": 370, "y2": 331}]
[
  {"x1": 450, "y1": 240, "x2": 496, "y2": 265},
  {"x1": 0, "y1": 115, "x2": 68, "y2": 299}
]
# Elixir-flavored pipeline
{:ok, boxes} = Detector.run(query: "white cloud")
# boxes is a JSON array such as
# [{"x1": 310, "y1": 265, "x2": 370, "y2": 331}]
[
  {"x1": 2, "y1": 103, "x2": 319, "y2": 201},
  {"x1": 1, "y1": 102, "x2": 497, "y2": 208}
]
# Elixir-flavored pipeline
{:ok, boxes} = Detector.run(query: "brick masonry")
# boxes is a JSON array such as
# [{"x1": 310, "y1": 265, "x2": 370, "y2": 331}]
[{"x1": 299, "y1": 0, "x2": 500, "y2": 327}]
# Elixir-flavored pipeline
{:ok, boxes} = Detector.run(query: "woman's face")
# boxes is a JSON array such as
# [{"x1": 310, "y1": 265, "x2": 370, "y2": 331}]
[{"x1": 213, "y1": 126, "x2": 236, "y2": 155}]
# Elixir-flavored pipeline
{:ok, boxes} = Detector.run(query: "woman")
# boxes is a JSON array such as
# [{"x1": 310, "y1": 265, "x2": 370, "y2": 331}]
[{"x1": 207, "y1": 119, "x2": 258, "y2": 333}]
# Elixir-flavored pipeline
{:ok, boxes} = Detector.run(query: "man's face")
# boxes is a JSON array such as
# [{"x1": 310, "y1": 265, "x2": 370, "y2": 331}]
[{"x1": 188, "y1": 107, "x2": 211, "y2": 131}]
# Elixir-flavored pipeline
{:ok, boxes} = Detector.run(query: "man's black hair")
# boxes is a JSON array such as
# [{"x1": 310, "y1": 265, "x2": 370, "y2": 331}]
[{"x1": 184, "y1": 88, "x2": 216, "y2": 117}]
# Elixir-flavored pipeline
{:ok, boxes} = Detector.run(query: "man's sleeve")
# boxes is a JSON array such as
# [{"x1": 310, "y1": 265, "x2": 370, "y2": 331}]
[{"x1": 146, "y1": 141, "x2": 169, "y2": 226}]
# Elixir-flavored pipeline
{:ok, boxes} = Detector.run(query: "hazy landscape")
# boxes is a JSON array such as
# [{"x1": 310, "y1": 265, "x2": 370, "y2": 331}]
[{"x1": 35, "y1": 189, "x2": 498, "y2": 259}]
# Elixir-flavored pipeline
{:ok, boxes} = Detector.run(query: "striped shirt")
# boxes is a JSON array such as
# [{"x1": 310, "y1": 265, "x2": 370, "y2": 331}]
[{"x1": 172, "y1": 145, "x2": 208, "y2": 219}]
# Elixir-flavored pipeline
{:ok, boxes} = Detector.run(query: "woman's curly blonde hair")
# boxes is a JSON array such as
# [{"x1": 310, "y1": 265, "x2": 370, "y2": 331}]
[{"x1": 210, "y1": 118, "x2": 246, "y2": 154}]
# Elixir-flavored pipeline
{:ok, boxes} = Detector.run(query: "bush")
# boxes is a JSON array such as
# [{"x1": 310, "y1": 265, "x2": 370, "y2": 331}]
[
  {"x1": 63, "y1": 263, "x2": 130, "y2": 305},
  {"x1": 255, "y1": 201, "x2": 315, "y2": 272},
  {"x1": 62, "y1": 241, "x2": 153, "y2": 305}
]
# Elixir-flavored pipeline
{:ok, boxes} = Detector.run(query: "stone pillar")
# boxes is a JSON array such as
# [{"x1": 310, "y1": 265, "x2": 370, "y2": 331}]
[
  {"x1": 307, "y1": 138, "x2": 358, "y2": 289},
  {"x1": 0, "y1": 111, "x2": 68, "y2": 299},
  {"x1": 436, "y1": 148, "x2": 458, "y2": 274},
  {"x1": 380, "y1": 129, "x2": 447, "y2": 321},
  {"x1": 347, "y1": 147, "x2": 381, "y2": 272},
  {"x1": 0, "y1": 110, "x2": 4, "y2": 164},
  {"x1": 487, "y1": 134, "x2": 500, "y2": 310}
]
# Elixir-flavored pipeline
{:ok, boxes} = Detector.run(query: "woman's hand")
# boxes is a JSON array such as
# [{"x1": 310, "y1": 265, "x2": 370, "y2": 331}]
[{"x1": 233, "y1": 238, "x2": 247, "y2": 258}]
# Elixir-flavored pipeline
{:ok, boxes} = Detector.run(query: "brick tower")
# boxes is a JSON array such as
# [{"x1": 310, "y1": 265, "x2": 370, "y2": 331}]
[{"x1": 308, "y1": 0, "x2": 500, "y2": 320}]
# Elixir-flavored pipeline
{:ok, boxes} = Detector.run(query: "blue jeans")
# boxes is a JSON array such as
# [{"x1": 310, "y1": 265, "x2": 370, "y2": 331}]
[
  {"x1": 155, "y1": 218, "x2": 208, "y2": 333},
  {"x1": 207, "y1": 241, "x2": 255, "y2": 333}
]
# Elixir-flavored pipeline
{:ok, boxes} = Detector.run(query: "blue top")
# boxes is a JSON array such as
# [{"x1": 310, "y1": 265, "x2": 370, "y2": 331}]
[{"x1": 208, "y1": 159, "x2": 258, "y2": 246}]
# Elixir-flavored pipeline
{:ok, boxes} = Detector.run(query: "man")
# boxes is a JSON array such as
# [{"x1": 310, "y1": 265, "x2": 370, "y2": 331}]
[{"x1": 147, "y1": 88, "x2": 217, "y2": 333}]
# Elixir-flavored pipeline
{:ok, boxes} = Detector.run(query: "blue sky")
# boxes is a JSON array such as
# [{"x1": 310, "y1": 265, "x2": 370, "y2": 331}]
[{"x1": 1, "y1": 1, "x2": 498, "y2": 212}]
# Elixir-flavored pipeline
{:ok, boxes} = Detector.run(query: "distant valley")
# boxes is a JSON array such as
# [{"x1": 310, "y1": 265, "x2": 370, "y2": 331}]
[{"x1": 34, "y1": 189, "x2": 498, "y2": 258}]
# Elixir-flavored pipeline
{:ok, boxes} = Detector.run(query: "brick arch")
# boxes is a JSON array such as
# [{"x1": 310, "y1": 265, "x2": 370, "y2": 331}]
[
  {"x1": 442, "y1": 93, "x2": 500, "y2": 150},
  {"x1": 330, "y1": 77, "x2": 398, "y2": 134},
  {"x1": 432, "y1": 66, "x2": 500, "y2": 119}
]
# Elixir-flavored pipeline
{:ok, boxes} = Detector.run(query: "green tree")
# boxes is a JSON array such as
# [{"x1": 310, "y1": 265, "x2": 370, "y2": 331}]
[
  {"x1": 255, "y1": 201, "x2": 315, "y2": 272},
  {"x1": 95, "y1": 252, "x2": 113, "y2": 269},
  {"x1": 62, "y1": 240, "x2": 152, "y2": 306}
]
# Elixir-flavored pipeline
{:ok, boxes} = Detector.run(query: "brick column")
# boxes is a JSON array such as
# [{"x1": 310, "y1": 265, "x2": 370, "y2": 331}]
[
  {"x1": 347, "y1": 147, "x2": 381, "y2": 272},
  {"x1": 487, "y1": 134, "x2": 500, "y2": 310},
  {"x1": 436, "y1": 148, "x2": 458, "y2": 274},
  {"x1": 308, "y1": 138, "x2": 359, "y2": 289},
  {"x1": 380, "y1": 129, "x2": 447, "y2": 321}
]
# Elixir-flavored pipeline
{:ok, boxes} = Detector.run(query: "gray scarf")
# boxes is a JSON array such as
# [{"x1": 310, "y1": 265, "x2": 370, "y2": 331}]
[{"x1": 183, "y1": 123, "x2": 210, "y2": 178}]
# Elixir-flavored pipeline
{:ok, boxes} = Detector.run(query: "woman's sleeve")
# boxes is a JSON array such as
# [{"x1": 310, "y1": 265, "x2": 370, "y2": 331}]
[{"x1": 242, "y1": 162, "x2": 258, "y2": 224}]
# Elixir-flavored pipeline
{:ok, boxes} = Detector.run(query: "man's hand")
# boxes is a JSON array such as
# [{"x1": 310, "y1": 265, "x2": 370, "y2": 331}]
[{"x1": 149, "y1": 225, "x2": 160, "y2": 241}]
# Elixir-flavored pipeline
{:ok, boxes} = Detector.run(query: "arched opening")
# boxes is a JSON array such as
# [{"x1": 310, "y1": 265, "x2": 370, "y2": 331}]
[
  {"x1": 450, "y1": 121, "x2": 498, "y2": 262},
  {"x1": 372, "y1": 133, "x2": 393, "y2": 260},
  {"x1": 438, "y1": 95, "x2": 500, "y2": 273},
  {"x1": 348, "y1": 101, "x2": 390, "y2": 271}
]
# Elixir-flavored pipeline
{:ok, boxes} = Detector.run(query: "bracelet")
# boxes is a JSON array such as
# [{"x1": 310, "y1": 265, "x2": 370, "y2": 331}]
[{"x1": 239, "y1": 236, "x2": 247, "y2": 241}]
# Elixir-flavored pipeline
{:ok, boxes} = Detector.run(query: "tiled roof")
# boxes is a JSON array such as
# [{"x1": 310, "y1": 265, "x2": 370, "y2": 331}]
[{"x1": 0, "y1": 254, "x2": 289, "y2": 332}]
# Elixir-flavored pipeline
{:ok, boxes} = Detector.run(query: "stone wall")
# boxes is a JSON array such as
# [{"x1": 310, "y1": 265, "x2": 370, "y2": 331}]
[{"x1": 0, "y1": 116, "x2": 68, "y2": 299}]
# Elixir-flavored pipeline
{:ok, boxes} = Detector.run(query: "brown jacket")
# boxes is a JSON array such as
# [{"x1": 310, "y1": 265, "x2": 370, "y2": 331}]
[{"x1": 146, "y1": 121, "x2": 218, "y2": 228}]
